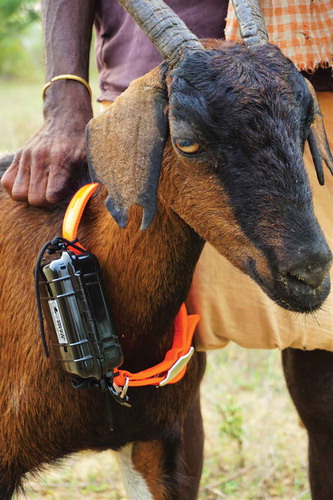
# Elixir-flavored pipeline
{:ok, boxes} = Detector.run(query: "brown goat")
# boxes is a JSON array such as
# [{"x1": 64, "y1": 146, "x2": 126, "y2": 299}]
[{"x1": 1, "y1": 2, "x2": 333, "y2": 499}]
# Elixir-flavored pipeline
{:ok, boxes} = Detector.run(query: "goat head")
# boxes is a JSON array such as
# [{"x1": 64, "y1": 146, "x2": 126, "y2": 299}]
[{"x1": 87, "y1": 0, "x2": 332, "y2": 314}]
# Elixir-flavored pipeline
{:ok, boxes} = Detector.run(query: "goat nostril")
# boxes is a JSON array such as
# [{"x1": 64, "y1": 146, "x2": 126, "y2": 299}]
[{"x1": 287, "y1": 255, "x2": 332, "y2": 290}]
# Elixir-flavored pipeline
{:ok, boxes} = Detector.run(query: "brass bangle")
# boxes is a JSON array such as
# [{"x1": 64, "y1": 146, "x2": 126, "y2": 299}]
[{"x1": 42, "y1": 74, "x2": 92, "y2": 100}]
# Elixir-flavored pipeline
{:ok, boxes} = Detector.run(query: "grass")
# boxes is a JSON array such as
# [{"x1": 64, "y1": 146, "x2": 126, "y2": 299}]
[
  {"x1": 0, "y1": 78, "x2": 44, "y2": 153},
  {"x1": 1, "y1": 78, "x2": 310, "y2": 500}
]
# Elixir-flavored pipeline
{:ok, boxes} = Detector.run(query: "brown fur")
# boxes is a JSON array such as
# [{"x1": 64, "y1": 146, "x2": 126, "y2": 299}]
[
  {"x1": 0, "y1": 123, "x2": 265, "y2": 496},
  {"x1": 0, "y1": 180, "x2": 205, "y2": 498},
  {"x1": 132, "y1": 440, "x2": 168, "y2": 499},
  {"x1": 159, "y1": 144, "x2": 273, "y2": 282}
]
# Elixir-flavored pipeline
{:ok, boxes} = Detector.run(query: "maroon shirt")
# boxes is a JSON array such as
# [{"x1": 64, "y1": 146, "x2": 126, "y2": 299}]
[
  {"x1": 94, "y1": 0, "x2": 332, "y2": 100},
  {"x1": 94, "y1": 0, "x2": 228, "y2": 101}
]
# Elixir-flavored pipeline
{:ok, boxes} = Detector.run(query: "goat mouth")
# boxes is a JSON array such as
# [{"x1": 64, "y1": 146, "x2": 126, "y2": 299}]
[{"x1": 247, "y1": 261, "x2": 331, "y2": 313}]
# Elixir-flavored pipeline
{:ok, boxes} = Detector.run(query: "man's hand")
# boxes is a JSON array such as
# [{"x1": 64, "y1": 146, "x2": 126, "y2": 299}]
[
  {"x1": 1, "y1": 113, "x2": 91, "y2": 206},
  {"x1": 1, "y1": 0, "x2": 98, "y2": 207}
]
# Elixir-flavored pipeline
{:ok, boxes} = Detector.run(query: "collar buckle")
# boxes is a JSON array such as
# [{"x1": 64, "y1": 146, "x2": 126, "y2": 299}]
[
  {"x1": 108, "y1": 377, "x2": 132, "y2": 407},
  {"x1": 159, "y1": 346, "x2": 195, "y2": 386}
]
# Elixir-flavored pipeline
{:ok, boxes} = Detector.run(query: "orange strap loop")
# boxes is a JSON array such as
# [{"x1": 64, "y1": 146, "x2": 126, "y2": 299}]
[
  {"x1": 62, "y1": 183, "x2": 199, "y2": 387},
  {"x1": 62, "y1": 183, "x2": 99, "y2": 253},
  {"x1": 114, "y1": 304, "x2": 199, "y2": 387}
]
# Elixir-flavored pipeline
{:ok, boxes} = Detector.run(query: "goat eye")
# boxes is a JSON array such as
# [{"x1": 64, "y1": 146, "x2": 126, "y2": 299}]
[{"x1": 175, "y1": 141, "x2": 202, "y2": 155}]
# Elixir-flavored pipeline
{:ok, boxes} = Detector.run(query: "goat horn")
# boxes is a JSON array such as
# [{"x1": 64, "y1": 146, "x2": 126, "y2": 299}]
[
  {"x1": 231, "y1": 0, "x2": 269, "y2": 46},
  {"x1": 116, "y1": 0, "x2": 204, "y2": 67}
]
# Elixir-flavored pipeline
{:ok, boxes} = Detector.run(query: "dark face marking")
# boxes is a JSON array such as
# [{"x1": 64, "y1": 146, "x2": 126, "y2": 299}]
[{"x1": 166, "y1": 43, "x2": 331, "y2": 312}]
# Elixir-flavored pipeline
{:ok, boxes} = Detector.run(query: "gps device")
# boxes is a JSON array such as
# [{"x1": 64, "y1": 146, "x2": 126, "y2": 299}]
[{"x1": 38, "y1": 247, "x2": 123, "y2": 381}]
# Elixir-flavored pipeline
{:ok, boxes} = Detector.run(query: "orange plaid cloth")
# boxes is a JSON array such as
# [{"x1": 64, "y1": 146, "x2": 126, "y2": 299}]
[{"x1": 225, "y1": 0, "x2": 333, "y2": 72}]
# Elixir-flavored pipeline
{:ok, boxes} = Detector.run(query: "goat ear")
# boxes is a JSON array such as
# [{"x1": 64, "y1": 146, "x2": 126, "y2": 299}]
[
  {"x1": 86, "y1": 69, "x2": 168, "y2": 229},
  {"x1": 305, "y1": 79, "x2": 333, "y2": 186}
]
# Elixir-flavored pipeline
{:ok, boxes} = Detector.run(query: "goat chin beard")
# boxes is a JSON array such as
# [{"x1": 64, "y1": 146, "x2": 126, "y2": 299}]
[{"x1": 245, "y1": 258, "x2": 331, "y2": 314}]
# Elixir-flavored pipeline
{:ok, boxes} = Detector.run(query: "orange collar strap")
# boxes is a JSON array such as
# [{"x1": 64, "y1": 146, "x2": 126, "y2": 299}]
[
  {"x1": 63, "y1": 183, "x2": 200, "y2": 388},
  {"x1": 114, "y1": 304, "x2": 198, "y2": 388}
]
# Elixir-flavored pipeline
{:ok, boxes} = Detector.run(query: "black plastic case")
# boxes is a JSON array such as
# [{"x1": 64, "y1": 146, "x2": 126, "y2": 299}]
[{"x1": 39, "y1": 250, "x2": 123, "y2": 380}]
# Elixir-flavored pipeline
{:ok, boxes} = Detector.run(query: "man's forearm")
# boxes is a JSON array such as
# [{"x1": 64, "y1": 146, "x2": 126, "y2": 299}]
[
  {"x1": 1, "y1": 0, "x2": 97, "y2": 205},
  {"x1": 42, "y1": 0, "x2": 97, "y2": 118}
]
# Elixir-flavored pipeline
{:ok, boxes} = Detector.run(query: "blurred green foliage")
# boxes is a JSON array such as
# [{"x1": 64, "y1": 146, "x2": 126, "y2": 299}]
[
  {"x1": 0, "y1": 0, "x2": 43, "y2": 79},
  {"x1": 218, "y1": 394, "x2": 243, "y2": 447},
  {"x1": 0, "y1": 0, "x2": 40, "y2": 38}
]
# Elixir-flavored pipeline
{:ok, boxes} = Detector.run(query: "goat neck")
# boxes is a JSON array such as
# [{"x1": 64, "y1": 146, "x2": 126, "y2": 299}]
[{"x1": 78, "y1": 185, "x2": 203, "y2": 369}]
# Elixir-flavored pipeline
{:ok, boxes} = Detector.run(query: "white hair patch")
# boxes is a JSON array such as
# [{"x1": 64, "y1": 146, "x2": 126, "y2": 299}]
[{"x1": 116, "y1": 443, "x2": 154, "y2": 500}]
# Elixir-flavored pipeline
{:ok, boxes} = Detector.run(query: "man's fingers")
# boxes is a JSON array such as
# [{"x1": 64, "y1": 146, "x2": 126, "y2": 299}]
[
  {"x1": 28, "y1": 157, "x2": 49, "y2": 207},
  {"x1": 45, "y1": 160, "x2": 71, "y2": 204},
  {"x1": 1, "y1": 135, "x2": 88, "y2": 206},
  {"x1": 10, "y1": 152, "x2": 33, "y2": 202},
  {"x1": 0, "y1": 154, "x2": 20, "y2": 194}
]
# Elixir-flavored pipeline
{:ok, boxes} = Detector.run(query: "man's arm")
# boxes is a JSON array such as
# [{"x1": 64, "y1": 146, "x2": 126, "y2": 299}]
[{"x1": 1, "y1": 0, "x2": 97, "y2": 206}]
